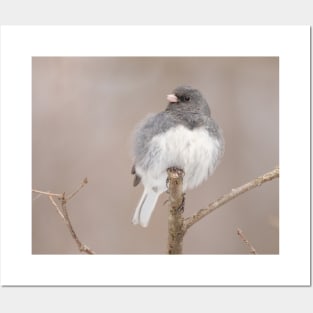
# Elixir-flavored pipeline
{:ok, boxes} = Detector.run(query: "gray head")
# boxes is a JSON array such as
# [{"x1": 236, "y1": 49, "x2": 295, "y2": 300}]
[{"x1": 165, "y1": 86, "x2": 211, "y2": 128}]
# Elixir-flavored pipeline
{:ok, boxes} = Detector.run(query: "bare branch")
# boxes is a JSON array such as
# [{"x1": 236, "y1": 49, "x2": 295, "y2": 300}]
[
  {"x1": 33, "y1": 167, "x2": 278, "y2": 254},
  {"x1": 32, "y1": 178, "x2": 95, "y2": 254},
  {"x1": 48, "y1": 195, "x2": 64, "y2": 219},
  {"x1": 60, "y1": 193, "x2": 95, "y2": 254},
  {"x1": 32, "y1": 192, "x2": 43, "y2": 201},
  {"x1": 184, "y1": 167, "x2": 279, "y2": 230},
  {"x1": 67, "y1": 177, "x2": 88, "y2": 201},
  {"x1": 237, "y1": 228, "x2": 257, "y2": 254},
  {"x1": 32, "y1": 189, "x2": 62, "y2": 198},
  {"x1": 167, "y1": 168, "x2": 185, "y2": 254}
]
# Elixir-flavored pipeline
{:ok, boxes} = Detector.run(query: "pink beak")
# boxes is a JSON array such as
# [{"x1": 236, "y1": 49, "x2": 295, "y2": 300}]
[{"x1": 167, "y1": 94, "x2": 178, "y2": 103}]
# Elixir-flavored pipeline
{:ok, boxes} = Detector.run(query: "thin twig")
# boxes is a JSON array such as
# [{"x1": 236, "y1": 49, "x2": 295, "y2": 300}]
[
  {"x1": 32, "y1": 189, "x2": 62, "y2": 198},
  {"x1": 237, "y1": 228, "x2": 257, "y2": 254},
  {"x1": 32, "y1": 178, "x2": 95, "y2": 254},
  {"x1": 60, "y1": 193, "x2": 95, "y2": 254},
  {"x1": 48, "y1": 195, "x2": 64, "y2": 219},
  {"x1": 184, "y1": 167, "x2": 279, "y2": 230},
  {"x1": 32, "y1": 192, "x2": 43, "y2": 201},
  {"x1": 67, "y1": 177, "x2": 88, "y2": 201}
]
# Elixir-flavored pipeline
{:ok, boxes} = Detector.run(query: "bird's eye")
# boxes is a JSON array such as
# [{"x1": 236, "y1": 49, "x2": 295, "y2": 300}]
[{"x1": 184, "y1": 96, "x2": 190, "y2": 102}]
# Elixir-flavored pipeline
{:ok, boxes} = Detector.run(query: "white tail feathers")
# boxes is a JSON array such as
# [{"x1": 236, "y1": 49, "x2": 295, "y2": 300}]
[{"x1": 132, "y1": 189, "x2": 160, "y2": 227}]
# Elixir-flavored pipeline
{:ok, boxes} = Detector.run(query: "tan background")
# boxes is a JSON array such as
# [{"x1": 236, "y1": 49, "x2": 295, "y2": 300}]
[{"x1": 32, "y1": 57, "x2": 279, "y2": 254}]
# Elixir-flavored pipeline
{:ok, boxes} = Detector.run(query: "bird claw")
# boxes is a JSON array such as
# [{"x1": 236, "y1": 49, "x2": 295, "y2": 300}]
[
  {"x1": 177, "y1": 194, "x2": 185, "y2": 213},
  {"x1": 166, "y1": 167, "x2": 185, "y2": 188},
  {"x1": 167, "y1": 167, "x2": 185, "y2": 177}
]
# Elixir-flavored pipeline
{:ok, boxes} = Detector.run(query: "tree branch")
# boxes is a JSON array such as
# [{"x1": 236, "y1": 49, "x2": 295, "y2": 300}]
[
  {"x1": 33, "y1": 167, "x2": 278, "y2": 254},
  {"x1": 60, "y1": 192, "x2": 94, "y2": 254},
  {"x1": 31, "y1": 189, "x2": 62, "y2": 198},
  {"x1": 67, "y1": 177, "x2": 88, "y2": 201},
  {"x1": 32, "y1": 178, "x2": 95, "y2": 254},
  {"x1": 48, "y1": 195, "x2": 65, "y2": 219},
  {"x1": 184, "y1": 167, "x2": 279, "y2": 231},
  {"x1": 167, "y1": 168, "x2": 186, "y2": 254},
  {"x1": 237, "y1": 228, "x2": 257, "y2": 254}
]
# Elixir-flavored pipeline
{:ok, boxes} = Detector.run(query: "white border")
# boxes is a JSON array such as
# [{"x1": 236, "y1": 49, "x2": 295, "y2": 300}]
[{"x1": 0, "y1": 26, "x2": 310, "y2": 286}]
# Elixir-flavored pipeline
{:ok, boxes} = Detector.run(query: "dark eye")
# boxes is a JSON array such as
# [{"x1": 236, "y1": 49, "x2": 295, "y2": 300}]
[{"x1": 183, "y1": 96, "x2": 190, "y2": 102}]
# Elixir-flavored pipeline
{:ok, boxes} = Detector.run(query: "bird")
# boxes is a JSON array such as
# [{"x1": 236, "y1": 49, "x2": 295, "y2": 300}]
[{"x1": 131, "y1": 85, "x2": 224, "y2": 227}]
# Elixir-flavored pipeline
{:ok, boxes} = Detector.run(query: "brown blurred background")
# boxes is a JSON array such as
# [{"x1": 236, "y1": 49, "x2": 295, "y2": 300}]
[{"x1": 32, "y1": 57, "x2": 279, "y2": 254}]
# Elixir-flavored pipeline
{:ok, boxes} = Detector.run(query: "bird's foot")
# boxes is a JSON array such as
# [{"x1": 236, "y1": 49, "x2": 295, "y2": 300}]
[
  {"x1": 166, "y1": 167, "x2": 185, "y2": 177},
  {"x1": 166, "y1": 167, "x2": 185, "y2": 188},
  {"x1": 177, "y1": 193, "x2": 185, "y2": 213}
]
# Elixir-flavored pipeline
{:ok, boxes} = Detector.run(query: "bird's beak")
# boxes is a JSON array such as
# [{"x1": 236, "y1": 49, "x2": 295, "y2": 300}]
[{"x1": 167, "y1": 94, "x2": 178, "y2": 103}]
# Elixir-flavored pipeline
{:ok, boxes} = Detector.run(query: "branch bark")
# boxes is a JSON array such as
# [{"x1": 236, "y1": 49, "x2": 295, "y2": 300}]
[
  {"x1": 165, "y1": 166, "x2": 279, "y2": 254},
  {"x1": 167, "y1": 168, "x2": 186, "y2": 254},
  {"x1": 183, "y1": 167, "x2": 279, "y2": 231}
]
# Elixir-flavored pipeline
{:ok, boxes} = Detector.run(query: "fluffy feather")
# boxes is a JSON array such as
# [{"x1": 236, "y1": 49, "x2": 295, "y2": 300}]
[{"x1": 131, "y1": 86, "x2": 224, "y2": 227}]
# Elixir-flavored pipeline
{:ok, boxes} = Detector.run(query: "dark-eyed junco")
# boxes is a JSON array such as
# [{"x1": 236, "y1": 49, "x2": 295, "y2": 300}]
[{"x1": 131, "y1": 86, "x2": 224, "y2": 227}]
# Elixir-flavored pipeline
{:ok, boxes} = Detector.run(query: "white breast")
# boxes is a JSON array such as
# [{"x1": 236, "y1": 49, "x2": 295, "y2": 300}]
[{"x1": 136, "y1": 125, "x2": 222, "y2": 193}]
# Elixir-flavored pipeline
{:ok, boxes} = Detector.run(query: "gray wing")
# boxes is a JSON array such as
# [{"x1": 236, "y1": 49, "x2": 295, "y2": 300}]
[
  {"x1": 131, "y1": 112, "x2": 177, "y2": 186},
  {"x1": 133, "y1": 112, "x2": 176, "y2": 166},
  {"x1": 205, "y1": 117, "x2": 225, "y2": 174}
]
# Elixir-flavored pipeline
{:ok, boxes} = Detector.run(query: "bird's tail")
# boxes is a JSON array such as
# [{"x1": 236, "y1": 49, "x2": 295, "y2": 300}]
[{"x1": 132, "y1": 189, "x2": 160, "y2": 227}]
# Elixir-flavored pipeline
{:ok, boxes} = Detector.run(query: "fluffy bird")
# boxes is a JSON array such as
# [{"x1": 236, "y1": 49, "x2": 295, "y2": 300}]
[{"x1": 131, "y1": 86, "x2": 224, "y2": 227}]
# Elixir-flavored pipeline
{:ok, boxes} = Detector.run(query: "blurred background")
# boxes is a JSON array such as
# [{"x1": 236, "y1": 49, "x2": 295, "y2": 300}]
[{"x1": 32, "y1": 57, "x2": 279, "y2": 254}]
